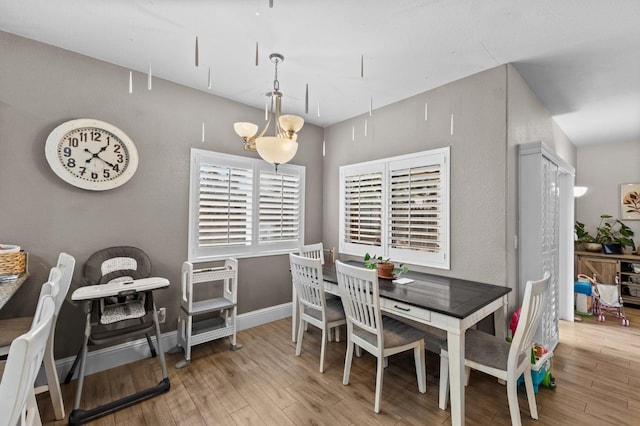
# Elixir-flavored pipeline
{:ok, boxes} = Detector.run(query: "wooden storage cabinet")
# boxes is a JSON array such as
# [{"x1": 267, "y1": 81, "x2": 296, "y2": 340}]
[{"x1": 575, "y1": 251, "x2": 640, "y2": 306}]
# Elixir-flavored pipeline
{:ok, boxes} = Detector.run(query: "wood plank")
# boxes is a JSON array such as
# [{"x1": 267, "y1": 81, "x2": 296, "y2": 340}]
[{"x1": 39, "y1": 307, "x2": 640, "y2": 426}]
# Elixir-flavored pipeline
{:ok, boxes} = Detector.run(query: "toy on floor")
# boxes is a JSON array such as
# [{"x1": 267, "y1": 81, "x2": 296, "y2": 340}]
[{"x1": 577, "y1": 273, "x2": 629, "y2": 326}]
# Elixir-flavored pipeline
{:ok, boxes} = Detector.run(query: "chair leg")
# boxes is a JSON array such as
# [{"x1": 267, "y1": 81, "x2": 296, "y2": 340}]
[
  {"x1": 25, "y1": 389, "x2": 42, "y2": 426},
  {"x1": 72, "y1": 315, "x2": 92, "y2": 411},
  {"x1": 63, "y1": 347, "x2": 82, "y2": 384},
  {"x1": 414, "y1": 344, "x2": 426, "y2": 393},
  {"x1": 151, "y1": 304, "x2": 169, "y2": 380},
  {"x1": 145, "y1": 332, "x2": 157, "y2": 357},
  {"x1": 184, "y1": 315, "x2": 193, "y2": 363},
  {"x1": 295, "y1": 317, "x2": 305, "y2": 356},
  {"x1": 43, "y1": 337, "x2": 65, "y2": 420},
  {"x1": 320, "y1": 327, "x2": 327, "y2": 373},
  {"x1": 506, "y1": 377, "x2": 523, "y2": 426},
  {"x1": 523, "y1": 368, "x2": 539, "y2": 419},
  {"x1": 343, "y1": 340, "x2": 354, "y2": 385},
  {"x1": 374, "y1": 355, "x2": 385, "y2": 413},
  {"x1": 335, "y1": 326, "x2": 340, "y2": 342},
  {"x1": 439, "y1": 355, "x2": 449, "y2": 410}
]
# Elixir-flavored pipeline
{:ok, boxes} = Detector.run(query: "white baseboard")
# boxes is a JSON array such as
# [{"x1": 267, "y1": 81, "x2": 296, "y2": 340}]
[{"x1": 36, "y1": 302, "x2": 292, "y2": 386}]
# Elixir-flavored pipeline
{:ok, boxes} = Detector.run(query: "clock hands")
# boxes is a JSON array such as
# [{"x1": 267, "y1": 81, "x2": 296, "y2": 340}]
[{"x1": 84, "y1": 145, "x2": 117, "y2": 170}]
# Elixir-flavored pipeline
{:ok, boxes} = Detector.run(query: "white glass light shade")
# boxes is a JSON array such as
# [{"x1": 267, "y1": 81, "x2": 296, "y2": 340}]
[
  {"x1": 574, "y1": 186, "x2": 588, "y2": 198},
  {"x1": 255, "y1": 136, "x2": 298, "y2": 165},
  {"x1": 233, "y1": 122, "x2": 259, "y2": 139},
  {"x1": 278, "y1": 114, "x2": 304, "y2": 133}
]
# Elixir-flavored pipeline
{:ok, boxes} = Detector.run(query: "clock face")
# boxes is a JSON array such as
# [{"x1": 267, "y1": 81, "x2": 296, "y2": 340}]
[{"x1": 45, "y1": 119, "x2": 138, "y2": 191}]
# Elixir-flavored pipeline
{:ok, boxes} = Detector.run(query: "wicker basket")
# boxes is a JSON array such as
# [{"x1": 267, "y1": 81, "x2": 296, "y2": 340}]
[{"x1": 0, "y1": 250, "x2": 27, "y2": 275}]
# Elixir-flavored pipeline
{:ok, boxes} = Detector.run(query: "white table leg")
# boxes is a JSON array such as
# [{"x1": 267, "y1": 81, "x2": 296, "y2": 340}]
[
  {"x1": 495, "y1": 295, "x2": 508, "y2": 385},
  {"x1": 447, "y1": 328, "x2": 465, "y2": 426},
  {"x1": 292, "y1": 284, "x2": 298, "y2": 342},
  {"x1": 494, "y1": 295, "x2": 507, "y2": 339}
]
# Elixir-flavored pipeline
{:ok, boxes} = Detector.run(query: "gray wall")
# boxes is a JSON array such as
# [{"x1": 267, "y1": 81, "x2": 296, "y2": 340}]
[
  {"x1": 576, "y1": 140, "x2": 640, "y2": 242},
  {"x1": 323, "y1": 64, "x2": 576, "y2": 309},
  {"x1": 506, "y1": 64, "x2": 577, "y2": 304},
  {"x1": 323, "y1": 66, "x2": 509, "y2": 284},
  {"x1": 1, "y1": 30, "x2": 579, "y2": 359},
  {"x1": 0, "y1": 31, "x2": 324, "y2": 357}
]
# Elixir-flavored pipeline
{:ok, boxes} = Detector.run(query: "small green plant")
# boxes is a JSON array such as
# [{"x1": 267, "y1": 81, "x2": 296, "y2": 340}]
[{"x1": 363, "y1": 253, "x2": 408, "y2": 275}]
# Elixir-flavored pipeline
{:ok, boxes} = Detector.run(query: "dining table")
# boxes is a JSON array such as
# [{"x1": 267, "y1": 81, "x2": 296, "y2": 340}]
[{"x1": 291, "y1": 260, "x2": 511, "y2": 426}]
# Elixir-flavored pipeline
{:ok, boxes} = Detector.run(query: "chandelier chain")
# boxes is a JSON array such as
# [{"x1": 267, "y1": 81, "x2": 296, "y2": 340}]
[{"x1": 273, "y1": 57, "x2": 280, "y2": 92}]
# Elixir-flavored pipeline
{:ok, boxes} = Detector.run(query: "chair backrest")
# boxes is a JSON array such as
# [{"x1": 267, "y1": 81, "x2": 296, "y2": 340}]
[
  {"x1": 53, "y1": 252, "x2": 75, "y2": 317},
  {"x1": 509, "y1": 272, "x2": 550, "y2": 370},
  {"x1": 39, "y1": 268, "x2": 61, "y2": 313},
  {"x1": 44, "y1": 253, "x2": 75, "y2": 363},
  {"x1": 0, "y1": 295, "x2": 56, "y2": 426},
  {"x1": 335, "y1": 261, "x2": 383, "y2": 341},
  {"x1": 83, "y1": 246, "x2": 151, "y2": 285},
  {"x1": 290, "y1": 254, "x2": 326, "y2": 316},
  {"x1": 299, "y1": 243, "x2": 325, "y2": 265}
]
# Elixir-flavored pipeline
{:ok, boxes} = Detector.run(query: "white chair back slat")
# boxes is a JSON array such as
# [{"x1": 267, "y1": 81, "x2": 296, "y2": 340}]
[
  {"x1": 299, "y1": 243, "x2": 325, "y2": 265},
  {"x1": 336, "y1": 262, "x2": 381, "y2": 337},
  {"x1": 509, "y1": 272, "x2": 549, "y2": 370},
  {"x1": 0, "y1": 295, "x2": 56, "y2": 426},
  {"x1": 290, "y1": 254, "x2": 326, "y2": 315}
]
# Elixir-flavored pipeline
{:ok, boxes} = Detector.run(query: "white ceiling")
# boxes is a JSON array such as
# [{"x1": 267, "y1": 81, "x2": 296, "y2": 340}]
[{"x1": 1, "y1": 0, "x2": 639, "y2": 146}]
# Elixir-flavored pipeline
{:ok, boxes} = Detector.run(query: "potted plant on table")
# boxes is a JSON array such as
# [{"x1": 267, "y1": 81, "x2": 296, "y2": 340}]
[
  {"x1": 575, "y1": 214, "x2": 635, "y2": 254},
  {"x1": 363, "y1": 253, "x2": 408, "y2": 279}
]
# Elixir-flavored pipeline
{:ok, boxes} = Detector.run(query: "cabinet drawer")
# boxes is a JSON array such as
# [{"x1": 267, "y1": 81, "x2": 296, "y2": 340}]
[{"x1": 381, "y1": 298, "x2": 431, "y2": 323}]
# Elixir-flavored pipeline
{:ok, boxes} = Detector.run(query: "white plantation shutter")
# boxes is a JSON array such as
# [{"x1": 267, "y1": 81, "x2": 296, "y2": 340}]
[
  {"x1": 340, "y1": 148, "x2": 449, "y2": 269},
  {"x1": 189, "y1": 149, "x2": 304, "y2": 261},
  {"x1": 387, "y1": 150, "x2": 448, "y2": 268},
  {"x1": 198, "y1": 163, "x2": 253, "y2": 248},
  {"x1": 259, "y1": 169, "x2": 301, "y2": 243},
  {"x1": 343, "y1": 172, "x2": 382, "y2": 247}
]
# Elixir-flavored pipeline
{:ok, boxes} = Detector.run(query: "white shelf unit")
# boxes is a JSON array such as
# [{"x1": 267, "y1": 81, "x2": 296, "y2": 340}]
[{"x1": 176, "y1": 258, "x2": 240, "y2": 367}]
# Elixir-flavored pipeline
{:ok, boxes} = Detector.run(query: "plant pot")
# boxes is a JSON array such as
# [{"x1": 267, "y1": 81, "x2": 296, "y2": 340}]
[
  {"x1": 583, "y1": 242, "x2": 602, "y2": 252},
  {"x1": 377, "y1": 262, "x2": 395, "y2": 279},
  {"x1": 602, "y1": 243, "x2": 622, "y2": 254}
]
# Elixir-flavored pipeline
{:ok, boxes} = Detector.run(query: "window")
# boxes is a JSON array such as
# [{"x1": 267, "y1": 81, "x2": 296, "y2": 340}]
[
  {"x1": 189, "y1": 149, "x2": 305, "y2": 261},
  {"x1": 339, "y1": 147, "x2": 449, "y2": 269}
]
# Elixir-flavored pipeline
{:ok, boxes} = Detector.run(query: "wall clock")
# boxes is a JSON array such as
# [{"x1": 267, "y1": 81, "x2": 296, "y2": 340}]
[{"x1": 45, "y1": 119, "x2": 139, "y2": 191}]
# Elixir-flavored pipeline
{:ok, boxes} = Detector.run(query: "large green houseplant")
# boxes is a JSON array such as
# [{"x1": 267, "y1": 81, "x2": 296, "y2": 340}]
[{"x1": 575, "y1": 214, "x2": 635, "y2": 253}]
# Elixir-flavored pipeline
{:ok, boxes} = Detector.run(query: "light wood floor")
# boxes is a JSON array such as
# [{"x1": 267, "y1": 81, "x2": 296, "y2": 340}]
[{"x1": 38, "y1": 307, "x2": 640, "y2": 425}]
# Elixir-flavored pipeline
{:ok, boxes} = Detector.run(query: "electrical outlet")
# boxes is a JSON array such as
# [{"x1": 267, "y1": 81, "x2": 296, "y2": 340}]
[{"x1": 157, "y1": 307, "x2": 166, "y2": 324}]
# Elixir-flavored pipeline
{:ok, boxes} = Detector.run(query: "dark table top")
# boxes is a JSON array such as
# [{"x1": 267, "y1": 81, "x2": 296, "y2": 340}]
[{"x1": 323, "y1": 261, "x2": 511, "y2": 319}]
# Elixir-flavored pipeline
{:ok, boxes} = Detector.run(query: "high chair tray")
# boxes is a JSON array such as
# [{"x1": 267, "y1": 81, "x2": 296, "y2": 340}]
[{"x1": 72, "y1": 277, "x2": 170, "y2": 301}]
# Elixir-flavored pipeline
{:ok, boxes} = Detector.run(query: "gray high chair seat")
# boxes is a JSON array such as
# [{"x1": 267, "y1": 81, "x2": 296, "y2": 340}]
[{"x1": 66, "y1": 246, "x2": 170, "y2": 426}]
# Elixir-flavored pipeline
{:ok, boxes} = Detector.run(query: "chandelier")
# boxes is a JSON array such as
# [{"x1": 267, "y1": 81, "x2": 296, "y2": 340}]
[{"x1": 234, "y1": 53, "x2": 304, "y2": 171}]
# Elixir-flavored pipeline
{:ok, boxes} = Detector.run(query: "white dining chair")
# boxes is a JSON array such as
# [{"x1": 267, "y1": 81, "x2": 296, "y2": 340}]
[
  {"x1": 439, "y1": 272, "x2": 550, "y2": 426},
  {"x1": 299, "y1": 243, "x2": 325, "y2": 265},
  {"x1": 0, "y1": 252, "x2": 74, "y2": 420},
  {"x1": 335, "y1": 260, "x2": 428, "y2": 413},
  {"x1": 290, "y1": 254, "x2": 346, "y2": 373},
  {"x1": 0, "y1": 293, "x2": 56, "y2": 426}
]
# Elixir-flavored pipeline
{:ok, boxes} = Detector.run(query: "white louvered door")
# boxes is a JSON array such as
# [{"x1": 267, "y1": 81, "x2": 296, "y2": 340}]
[
  {"x1": 540, "y1": 159, "x2": 560, "y2": 350},
  {"x1": 519, "y1": 142, "x2": 575, "y2": 351}
]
